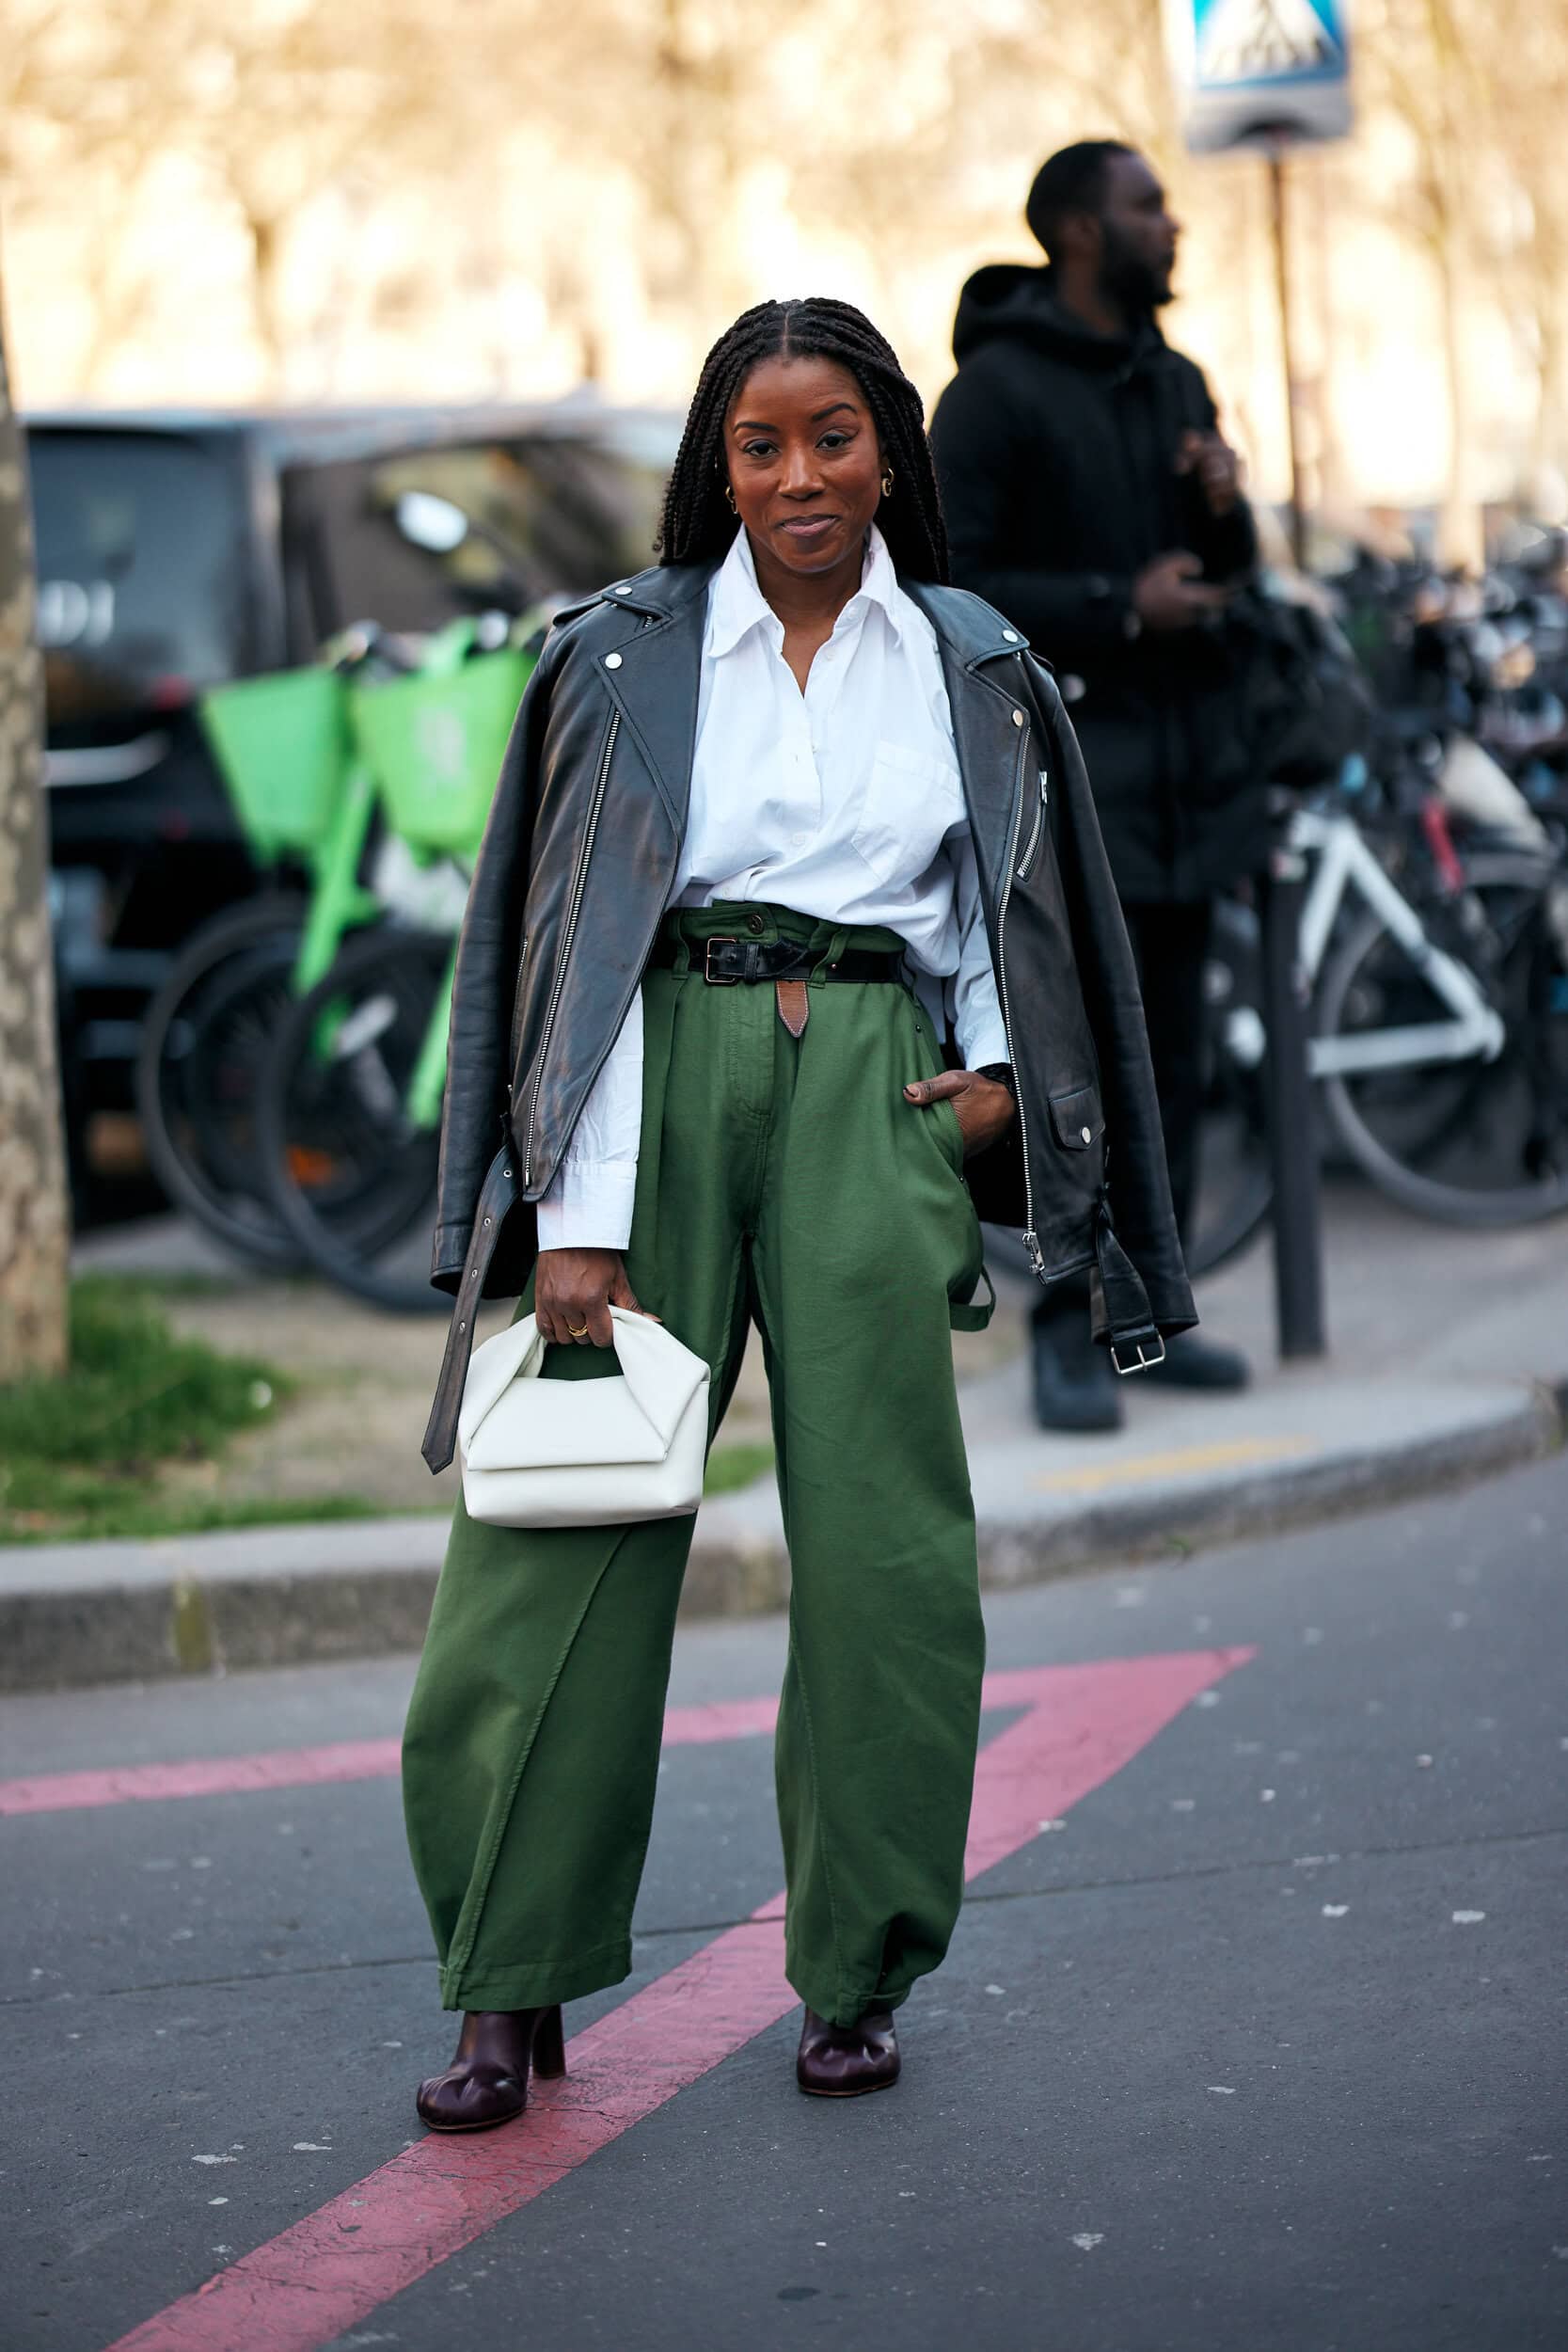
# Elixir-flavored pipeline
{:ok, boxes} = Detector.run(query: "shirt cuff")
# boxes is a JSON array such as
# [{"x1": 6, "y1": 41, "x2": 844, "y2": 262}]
[
  {"x1": 957, "y1": 1014, "x2": 1010, "y2": 1073},
  {"x1": 534, "y1": 1158, "x2": 639, "y2": 1253}
]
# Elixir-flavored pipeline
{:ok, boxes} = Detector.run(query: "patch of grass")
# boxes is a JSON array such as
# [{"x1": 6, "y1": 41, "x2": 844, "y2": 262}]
[
  {"x1": 110, "y1": 1269, "x2": 239, "y2": 1302},
  {"x1": 0, "y1": 1277, "x2": 294, "y2": 1544},
  {"x1": 704, "y1": 1440, "x2": 775, "y2": 1498}
]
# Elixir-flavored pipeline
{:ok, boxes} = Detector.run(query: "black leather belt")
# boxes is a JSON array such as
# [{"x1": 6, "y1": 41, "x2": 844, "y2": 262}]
[{"x1": 650, "y1": 935, "x2": 902, "y2": 985}]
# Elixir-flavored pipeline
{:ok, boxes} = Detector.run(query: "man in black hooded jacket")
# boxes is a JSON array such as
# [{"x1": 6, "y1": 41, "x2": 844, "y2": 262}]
[{"x1": 932, "y1": 138, "x2": 1258, "y2": 1429}]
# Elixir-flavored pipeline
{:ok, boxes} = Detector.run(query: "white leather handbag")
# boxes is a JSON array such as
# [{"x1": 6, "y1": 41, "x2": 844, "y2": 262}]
[{"x1": 457, "y1": 1308, "x2": 711, "y2": 1529}]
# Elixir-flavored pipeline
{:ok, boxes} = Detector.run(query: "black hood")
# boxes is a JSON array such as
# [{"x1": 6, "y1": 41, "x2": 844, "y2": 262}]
[{"x1": 951, "y1": 262, "x2": 1164, "y2": 373}]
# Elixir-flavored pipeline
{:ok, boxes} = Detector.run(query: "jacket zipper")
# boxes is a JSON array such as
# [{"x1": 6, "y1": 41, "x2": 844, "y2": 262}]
[
  {"x1": 1015, "y1": 769, "x2": 1048, "y2": 881},
  {"x1": 522, "y1": 707, "x2": 620, "y2": 1188},
  {"x1": 994, "y1": 707, "x2": 1044, "y2": 1279},
  {"x1": 507, "y1": 935, "x2": 531, "y2": 1069}
]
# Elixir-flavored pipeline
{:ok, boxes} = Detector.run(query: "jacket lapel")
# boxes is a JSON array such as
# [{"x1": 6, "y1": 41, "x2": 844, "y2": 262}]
[
  {"x1": 945, "y1": 657, "x2": 1030, "y2": 896},
  {"x1": 906, "y1": 580, "x2": 1031, "y2": 898},
  {"x1": 593, "y1": 564, "x2": 714, "y2": 840}
]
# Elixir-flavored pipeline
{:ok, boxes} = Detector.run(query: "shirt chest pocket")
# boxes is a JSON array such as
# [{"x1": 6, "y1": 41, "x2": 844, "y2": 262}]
[{"x1": 850, "y1": 739, "x2": 966, "y2": 891}]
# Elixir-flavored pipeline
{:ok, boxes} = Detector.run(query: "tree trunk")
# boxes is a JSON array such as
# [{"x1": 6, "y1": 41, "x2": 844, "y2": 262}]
[
  {"x1": 0, "y1": 265, "x2": 70, "y2": 1381},
  {"x1": 1432, "y1": 207, "x2": 1485, "y2": 572},
  {"x1": 1420, "y1": 0, "x2": 1487, "y2": 572},
  {"x1": 242, "y1": 204, "x2": 291, "y2": 398},
  {"x1": 1528, "y1": 270, "x2": 1568, "y2": 513}
]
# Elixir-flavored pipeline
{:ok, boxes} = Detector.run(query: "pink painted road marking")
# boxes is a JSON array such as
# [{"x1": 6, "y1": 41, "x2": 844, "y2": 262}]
[
  {"x1": 2, "y1": 1656, "x2": 1235, "y2": 1822},
  {"x1": 0, "y1": 1738, "x2": 404, "y2": 1818},
  {"x1": 0, "y1": 1695, "x2": 784, "y2": 1819},
  {"x1": 963, "y1": 1653, "x2": 1253, "y2": 1877},
  {"x1": 100, "y1": 1647, "x2": 1252, "y2": 2352}
]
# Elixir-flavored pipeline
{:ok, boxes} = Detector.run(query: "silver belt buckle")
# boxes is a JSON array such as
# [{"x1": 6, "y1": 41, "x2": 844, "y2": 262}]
[
  {"x1": 1111, "y1": 1334, "x2": 1166, "y2": 1376},
  {"x1": 703, "y1": 936, "x2": 740, "y2": 984}
]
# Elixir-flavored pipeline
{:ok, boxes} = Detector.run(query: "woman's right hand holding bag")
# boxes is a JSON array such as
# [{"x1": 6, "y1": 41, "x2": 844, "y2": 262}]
[{"x1": 534, "y1": 1249, "x2": 659, "y2": 1347}]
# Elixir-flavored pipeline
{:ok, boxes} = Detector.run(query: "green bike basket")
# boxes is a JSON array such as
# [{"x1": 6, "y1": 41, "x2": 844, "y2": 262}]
[
  {"x1": 350, "y1": 651, "x2": 532, "y2": 857},
  {"x1": 199, "y1": 668, "x2": 353, "y2": 861}
]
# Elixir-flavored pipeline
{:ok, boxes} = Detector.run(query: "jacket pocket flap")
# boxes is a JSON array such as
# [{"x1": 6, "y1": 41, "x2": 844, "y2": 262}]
[{"x1": 1049, "y1": 1085, "x2": 1104, "y2": 1149}]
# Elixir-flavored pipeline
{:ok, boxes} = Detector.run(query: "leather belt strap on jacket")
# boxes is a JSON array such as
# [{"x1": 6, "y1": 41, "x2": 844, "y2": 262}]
[
  {"x1": 1090, "y1": 1196, "x2": 1167, "y2": 1376},
  {"x1": 422, "y1": 1146, "x2": 517, "y2": 1474}
]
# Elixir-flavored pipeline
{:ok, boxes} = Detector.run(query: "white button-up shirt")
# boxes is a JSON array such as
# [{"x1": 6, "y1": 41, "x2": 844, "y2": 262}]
[{"x1": 537, "y1": 524, "x2": 1009, "y2": 1250}]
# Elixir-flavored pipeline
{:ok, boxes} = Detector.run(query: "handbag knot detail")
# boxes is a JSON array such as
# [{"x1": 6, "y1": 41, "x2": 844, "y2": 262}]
[{"x1": 458, "y1": 1309, "x2": 711, "y2": 1527}]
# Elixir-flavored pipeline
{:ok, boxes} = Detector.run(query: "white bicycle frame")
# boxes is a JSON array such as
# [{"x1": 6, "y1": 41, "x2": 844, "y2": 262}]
[{"x1": 1291, "y1": 806, "x2": 1507, "y2": 1078}]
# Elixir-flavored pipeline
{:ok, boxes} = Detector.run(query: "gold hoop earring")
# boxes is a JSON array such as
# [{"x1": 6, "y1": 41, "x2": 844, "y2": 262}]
[
  {"x1": 881, "y1": 469, "x2": 895, "y2": 499},
  {"x1": 724, "y1": 484, "x2": 737, "y2": 514}
]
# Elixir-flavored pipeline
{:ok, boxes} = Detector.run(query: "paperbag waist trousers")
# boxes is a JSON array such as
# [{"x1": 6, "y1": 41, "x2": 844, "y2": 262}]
[{"x1": 402, "y1": 904, "x2": 990, "y2": 2029}]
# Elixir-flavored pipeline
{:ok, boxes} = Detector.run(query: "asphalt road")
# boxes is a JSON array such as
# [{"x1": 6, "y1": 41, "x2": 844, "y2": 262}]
[{"x1": 3, "y1": 1454, "x2": 1565, "y2": 2352}]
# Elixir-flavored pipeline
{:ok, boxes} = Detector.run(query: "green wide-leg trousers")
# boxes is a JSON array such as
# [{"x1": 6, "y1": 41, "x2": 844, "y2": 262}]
[{"x1": 403, "y1": 907, "x2": 989, "y2": 2029}]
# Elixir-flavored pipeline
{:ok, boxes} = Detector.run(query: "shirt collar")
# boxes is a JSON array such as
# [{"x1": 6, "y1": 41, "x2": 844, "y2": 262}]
[
  {"x1": 854, "y1": 523, "x2": 905, "y2": 641},
  {"x1": 705, "y1": 522, "x2": 905, "y2": 660}
]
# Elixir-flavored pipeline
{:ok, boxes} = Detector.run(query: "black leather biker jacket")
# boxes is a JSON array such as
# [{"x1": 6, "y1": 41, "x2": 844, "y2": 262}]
[{"x1": 421, "y1": 557, "x2": 1196, "y2": 1470}]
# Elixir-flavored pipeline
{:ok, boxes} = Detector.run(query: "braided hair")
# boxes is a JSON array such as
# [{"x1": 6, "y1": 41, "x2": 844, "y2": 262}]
[{"x1": 657, "y1": 297, "x2": 949, "y2": 582}]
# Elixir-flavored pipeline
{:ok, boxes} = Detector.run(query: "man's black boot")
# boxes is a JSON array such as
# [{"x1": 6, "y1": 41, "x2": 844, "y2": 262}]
[{"x1": 1031, "y1": 1308, "x2": 1123, "y2": 1434}]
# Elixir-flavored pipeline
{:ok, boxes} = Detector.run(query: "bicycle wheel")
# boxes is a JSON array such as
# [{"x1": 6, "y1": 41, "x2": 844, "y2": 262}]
[
  {"x1": 1318, "y1": 851, "x2": 1568, "y2": 1225},
  {"x1": 258, "y1": 926, "x2": 451, "y2": 1312},
  {"x1": 135, "y1": 895, "x2": 308, "y2": 1266},
  {"x1": 1186, "y1": 898, "x2": 1275, "y2": 1278}
]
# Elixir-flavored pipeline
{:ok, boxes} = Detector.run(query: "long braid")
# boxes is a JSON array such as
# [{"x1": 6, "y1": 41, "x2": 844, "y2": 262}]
[{"x1": 657, "y1": 297, "x2": 949, "y2": 582}]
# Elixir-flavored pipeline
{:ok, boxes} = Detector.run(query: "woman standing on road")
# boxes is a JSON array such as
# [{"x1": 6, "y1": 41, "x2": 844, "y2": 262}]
[{"x1": 404, "y1": 296, "x2": 1194, "y2": 2127}]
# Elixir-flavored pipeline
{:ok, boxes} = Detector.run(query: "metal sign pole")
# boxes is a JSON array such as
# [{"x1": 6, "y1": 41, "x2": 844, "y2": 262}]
[
  {"x1": 1164, "y1": 0, "x2": 1348, "y2": 1362},
  {"x1": 1266, "y1": 141, "x2": 1309, "y2": 571},
  {"x1": 1259, "y1": 795, "x2": 1326, "y2": 1358}
]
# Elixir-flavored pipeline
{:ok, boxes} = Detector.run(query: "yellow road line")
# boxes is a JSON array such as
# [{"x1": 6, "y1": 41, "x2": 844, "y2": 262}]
[{"x1": 1035, "y1": 1435, "x2": 1320, "y2": 1496}]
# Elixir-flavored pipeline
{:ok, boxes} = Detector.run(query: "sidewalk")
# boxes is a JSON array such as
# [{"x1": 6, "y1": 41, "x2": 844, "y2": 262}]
[{"x1": 5, "y1": 1184, "x2": 1563, "y2": 1692}]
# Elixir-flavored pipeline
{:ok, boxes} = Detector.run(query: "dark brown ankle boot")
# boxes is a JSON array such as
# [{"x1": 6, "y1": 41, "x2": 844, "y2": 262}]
[
  {"x1": 415, "y1": 2005, "x2": 566, "y2": 2133},
  {"x1": 796, "y1": 2006, "x2": 900, "y2": 2097}
]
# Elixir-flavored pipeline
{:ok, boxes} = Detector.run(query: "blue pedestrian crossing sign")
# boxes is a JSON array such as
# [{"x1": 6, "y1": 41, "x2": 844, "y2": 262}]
[{"x1": 1166, "y1": 0, "x2": 1353, "y2": 151}]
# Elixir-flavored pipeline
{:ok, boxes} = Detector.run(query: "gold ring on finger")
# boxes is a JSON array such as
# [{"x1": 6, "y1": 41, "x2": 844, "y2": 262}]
[{"x1": 565, "y1": 1321, "x2": 590, "y2": 1339}]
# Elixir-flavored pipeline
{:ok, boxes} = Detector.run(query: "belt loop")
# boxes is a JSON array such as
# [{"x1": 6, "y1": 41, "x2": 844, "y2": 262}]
[
  {"x1": 670, "y1": 915, "x2": 693, "y2": 977},
  {"x1": 812, "y1": 924, "x2": 851, "y2": 988}
]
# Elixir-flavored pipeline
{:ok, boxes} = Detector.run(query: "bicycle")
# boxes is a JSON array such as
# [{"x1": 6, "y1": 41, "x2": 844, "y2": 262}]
[
  {"x1": 133, "y1": 633, "x2": 391, "y2": 1267},
  {"x1": 252, "y1": 622, "x2": 532, "y2": 1311},
  {"x1": 1186, "y1": 783, "x2": 1568, "y2": 1276},
  {"x1": 135, "y1": 617, "x2": 531, "y2": 1291}
]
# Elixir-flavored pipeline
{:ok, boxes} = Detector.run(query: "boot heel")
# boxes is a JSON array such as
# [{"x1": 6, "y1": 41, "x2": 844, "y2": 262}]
[{"x1": 531, "y1": 2003, "x2": 566, "y2": 2079}]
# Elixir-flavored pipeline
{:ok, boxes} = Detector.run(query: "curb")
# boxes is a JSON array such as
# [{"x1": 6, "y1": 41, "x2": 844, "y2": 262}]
[
  {"x1": 975, "y1": 1383, "x2": 1562, "y2": 1586},
  {"x1": 0, "y1": 1386, "x2": 1559, "y2": 1697}
]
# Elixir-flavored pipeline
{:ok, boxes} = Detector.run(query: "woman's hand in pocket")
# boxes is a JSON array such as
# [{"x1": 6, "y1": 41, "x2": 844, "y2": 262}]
[
  {"x1": 535, "y1": 1250, "x2": 659, "y2": 1347},
  {"x1": 901, "y1": 1068, "x2": 1015, "y2": 1159}
]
